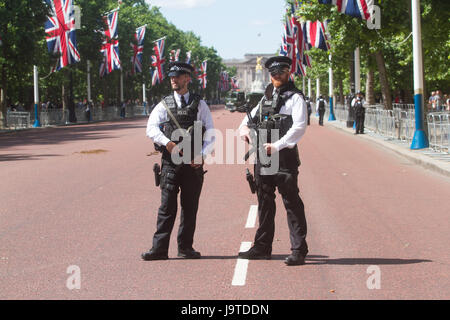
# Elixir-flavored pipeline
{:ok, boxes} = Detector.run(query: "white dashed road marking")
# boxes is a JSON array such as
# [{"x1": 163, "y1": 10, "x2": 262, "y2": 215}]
[
  {"x1": 245, "y1": 205, "x2": 258, "y2": 228},
  {"x1": 232, "y1": 241, "x2": 252, "y2": 286}
]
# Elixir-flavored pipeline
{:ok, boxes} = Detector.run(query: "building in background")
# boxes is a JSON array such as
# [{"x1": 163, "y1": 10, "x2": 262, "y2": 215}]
[{"x1": 223, "y1": 54, "x2": 273, "y2": 93}]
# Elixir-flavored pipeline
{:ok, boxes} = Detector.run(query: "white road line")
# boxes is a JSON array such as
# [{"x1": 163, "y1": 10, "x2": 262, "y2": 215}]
[
  {"x1": 231, "y1": 241, "x2": 252, "y2": 286},
  {"x1": 245, "y1": 205, "x2": 258, "y2": 228}
]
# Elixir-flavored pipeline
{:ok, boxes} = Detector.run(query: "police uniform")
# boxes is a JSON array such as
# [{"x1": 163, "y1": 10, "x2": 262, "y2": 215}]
[
  {"x1": 142, "y1": 62, "x2": 215, "y2": 260},
  {"x1": 352, "y1": 94, "x2": 366, "y2": 134},
  {"x1": 317, "y1": 96, "x2": 326, "y2": 126},
  {"x1": 238, "y1": 56, "x2": 309, "y2": 266}
]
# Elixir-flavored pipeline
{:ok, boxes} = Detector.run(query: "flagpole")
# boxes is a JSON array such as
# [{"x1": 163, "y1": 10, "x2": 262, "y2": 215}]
[
  {"x1": 328, "y1": 54, "x2": 336, "y2": 121},
  {"x1": 355, "y1": 47, "x2": 361, "y2": 93},
  {"x1": 316, "y1": 78, "x2": 320, "y2": 116},
  {"x1": 32, "y1": 65, "x2": 41, "y2": 127},
  {"x1": 153, "y1": 36, "x2": 166, "y2": 43},
  {"x1": 308, "y1": 78, "x2": 311, "y2": 99},
  {"x1": 120, "y1": 69, "x2": 124, "y2": 103},
  {"x1": 87, "y1": 60, "x2": 91, "y2": 102},
  {"x1": 142, "y1": 82, "x2": 147, "y2": 115},
  {"x1": 410, "y1": 0, "x2": 429, "y2": 149},
  {"x1": 302, "y1": 76, "x2": 306, "y2": 95}
]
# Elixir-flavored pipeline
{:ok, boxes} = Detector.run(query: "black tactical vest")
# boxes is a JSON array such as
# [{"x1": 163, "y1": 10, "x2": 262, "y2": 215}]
[
  {"x1": 157, "y1": 92, "x2": 203, "y2": 162},
  {"x1": 253, "y1": 82, "x2": 304, "y2": 171}
]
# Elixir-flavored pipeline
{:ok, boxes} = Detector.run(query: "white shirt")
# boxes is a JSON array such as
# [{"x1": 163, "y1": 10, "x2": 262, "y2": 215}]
[
  {"x1": 239, "y1": 91, "x2": 307, "y2": 152},
  {"x1": 351, "y1": 97, "x2": 366, "y2": 107},
  {"x1": 146, "y1": 92, "x2": 215, "y2": 156}
]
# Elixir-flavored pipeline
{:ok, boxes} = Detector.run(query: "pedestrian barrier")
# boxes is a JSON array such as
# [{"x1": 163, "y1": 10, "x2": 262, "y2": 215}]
[
  {"x1": 6, "y1": 111, "x2": 31, "y2": 129},
  {"x1": 427, "y1": 113, "x2": 449, "y2": 153},
  {"x1": 27, "y1": 105, "x2": 147, "y2": 127},
  {"x1": 329, "y1": 103, "x2": 449, "y2": 153}
]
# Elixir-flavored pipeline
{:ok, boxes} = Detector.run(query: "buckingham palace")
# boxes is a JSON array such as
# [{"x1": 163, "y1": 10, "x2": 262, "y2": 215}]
[{"x1": 223, "y1": 53, "x2": 273, "y2": 93}]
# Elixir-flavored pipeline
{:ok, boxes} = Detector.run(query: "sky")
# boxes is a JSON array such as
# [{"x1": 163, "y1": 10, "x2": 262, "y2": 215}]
[{"x1": 145, "y1": 0, "x2": 287, "y2": 60}]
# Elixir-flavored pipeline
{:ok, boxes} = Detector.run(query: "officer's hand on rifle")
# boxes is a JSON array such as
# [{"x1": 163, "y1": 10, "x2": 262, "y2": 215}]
[
  {"x1": 263, "y1": 143, "x2": 276, "y2": 155},
  {"x1": 240, "y1": 125, "x2": 252, "y2": 144},
  {"x1": 166, "y1": 141, "x2": 183, "y2": 155}
]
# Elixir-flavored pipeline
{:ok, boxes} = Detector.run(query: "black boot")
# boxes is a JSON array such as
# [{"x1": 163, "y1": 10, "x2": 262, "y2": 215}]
[
  {"x1": 238, "y1": 246, "x2": 271, "y2": 260},
  {"x1": 178, "y1": 248, "x2": 201, "y2": 259},
  {"x1": 284, "y1": 250, "x2": 307, "y2": 266},
  {"x1": 141, "y1": 248, "x2": 168, "y2": 261}
]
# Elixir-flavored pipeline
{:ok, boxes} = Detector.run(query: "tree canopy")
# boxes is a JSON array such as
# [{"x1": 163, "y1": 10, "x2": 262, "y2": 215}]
[
  {"x1": 0, "y1": 0, "x2": 230, "y2": 126},
  {"x1": 288, "y1": 0, "x2": 450, "y2": 107}
]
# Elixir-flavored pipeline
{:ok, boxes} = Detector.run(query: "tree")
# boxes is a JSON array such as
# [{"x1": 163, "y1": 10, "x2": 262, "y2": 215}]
[{"x1": 0, "y1": 0, "x2": 50, "y2": 128}]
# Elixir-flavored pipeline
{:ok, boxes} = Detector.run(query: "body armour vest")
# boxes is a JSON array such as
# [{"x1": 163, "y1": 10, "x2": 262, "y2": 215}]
[
  {"x1": 157, "y1": 92, "x2": 204, "y2": 162},
  {"x1": 252, "y1": 82, "x2": 303, "y2": 171}
]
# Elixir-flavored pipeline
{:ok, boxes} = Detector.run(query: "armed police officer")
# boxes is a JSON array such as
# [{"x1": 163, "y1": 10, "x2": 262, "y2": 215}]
[
  {"x1": 142, "y1": 62, "x2": 215, "y2": 261},
  {"x1": 317, "y1": 95, "x2": 326, "y2": 126},
  {"x1": 238, "y1": 56, "x2": 309, "y2": 266},
  {"x1": 352, "y1": 91, "x2": 366, "y2": 134}
]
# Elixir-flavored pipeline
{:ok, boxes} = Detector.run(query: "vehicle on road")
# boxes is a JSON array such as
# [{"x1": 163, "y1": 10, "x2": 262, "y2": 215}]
[{"x1": 225, "y1": 90, "x2": 246, "y2": 112}]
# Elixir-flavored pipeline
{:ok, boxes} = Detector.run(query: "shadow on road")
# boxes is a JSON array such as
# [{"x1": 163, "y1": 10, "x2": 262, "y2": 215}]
[
  {"x1": 0, "y1": 153, "x2": 62, "y2": 162},
  {"x1": 0, "y1": 120, "x2": 146, "y2": 150},
  {"x1": 305, "y1": 256, "x2": 432, "y2": 265},
  {"x1": 176, "y1": 255, "x2": 432, "y2": 266}
]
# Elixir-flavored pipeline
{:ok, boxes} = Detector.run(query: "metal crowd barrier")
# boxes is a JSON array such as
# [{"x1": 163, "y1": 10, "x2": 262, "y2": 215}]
[
  {"x1": 329, "y1": 103, "x2": 449, "y2": 153},
  {"x1": 27, "y1": 105, "x2": 147, "y2": 126},
  {"x1": 427, "y1": 113, "x2": 449, "y2": 153},
  {"x1": 6, "y1": 111, "x2": 31, "y2": 129}
]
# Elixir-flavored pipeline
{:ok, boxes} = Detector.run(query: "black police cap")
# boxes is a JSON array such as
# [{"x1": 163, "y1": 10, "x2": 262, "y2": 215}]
[
  {"x1": 167, "y1": 62, "x2": 194, "y2": 77},
  {"x1": 265, "y1": 56, "x2": 292, "y2": 72}
]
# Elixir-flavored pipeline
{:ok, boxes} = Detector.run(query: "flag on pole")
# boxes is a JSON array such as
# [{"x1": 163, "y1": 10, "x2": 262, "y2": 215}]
[
  {"x1": 170, "y1": 49, "x2": 181, "y2": 62},
  {"x1": 99, "y1": 9, "x2": 120, "y2": 77},
  {"x1": 220, "y1": 71, "x2": 230, "y2": 91},
  {"x1": 151, "y1": 37, "x2": 166, "y2": 86},
  {"x1": 44, "y1": 0, "x2": 80, "y2": 71},
  {"x1": 131, "y1": 25, "x2": 146, "y2": 75},
  {"x1": 302, "y1": 20, "x2": 330, "y2": 51},
  {"x1": 185, "y1": 51, "x2": 192, "y2": 64},
  {"x1": 198, "y1": 60, "x2": 207, "y2": 89},
  {"x1": 231, "y1": 76, "x2": 239, "y2": 89},
  {"x1": 318, "y1": 0, "x2": 373, "y2": 20}
]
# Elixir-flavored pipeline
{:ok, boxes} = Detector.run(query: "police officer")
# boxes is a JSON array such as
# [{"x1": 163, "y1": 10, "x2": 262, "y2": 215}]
[
  {"x1": 142, "y1": 62, "x2": 215, "y2": 260},
  {"x1": 305, "y1": 96, "x2": 312, "y2": 125},
  {"x1": 352, "y1": 92, "x2": 366, "y2": 134},
  {"x1": 317, "y1": 95, "x2": 326, "y2": 126},
  {"x1": 238, "y1": 56, "x2": 309, "y2": 266}
]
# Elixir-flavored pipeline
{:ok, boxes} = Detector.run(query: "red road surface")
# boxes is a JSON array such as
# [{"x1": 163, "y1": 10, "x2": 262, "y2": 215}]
[{"x1": 0, "y1": 110, "x2": 449, "y2": 300}]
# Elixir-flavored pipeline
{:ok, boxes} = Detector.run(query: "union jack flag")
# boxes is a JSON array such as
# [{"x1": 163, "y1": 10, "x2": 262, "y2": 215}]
[
  {"x1": 44, "y1": 0, "x2": 80, "y2": 71},
  {"x1": 185, "y1": 51, "x2": 192, "y2": 64},
  {"x1": 231, "y1": 77, "x2": 239, "y2": 89},
  {"x1": 198, "y1": 60, "x2": 207, "y2": 89},
  {"x1": 130, "y1": 25, "x2": 146, "y2": 75},
  {"x1": 302, "y1": 20, "x2": 330, "y2": 51},
  {"x1": 220, "y1": 71, "x2": 229, "y2": 91},
  {"x1": 99, "y1": 10, "x2": 120, "y2": 77},
  {"x1": 151, "y1": 37, "x2": 166, "y2": 86},
  {"x1": 170, "y1": 49, "x2": 180, "y2": 62},
  {"x1": 318, "y1": 0, "x2": 373, "y2": 20}
]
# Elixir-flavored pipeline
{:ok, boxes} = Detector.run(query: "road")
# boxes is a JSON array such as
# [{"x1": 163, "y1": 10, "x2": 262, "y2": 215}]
[{"x1": 0, "y1": 107, "x2": 449, "y2": 300}]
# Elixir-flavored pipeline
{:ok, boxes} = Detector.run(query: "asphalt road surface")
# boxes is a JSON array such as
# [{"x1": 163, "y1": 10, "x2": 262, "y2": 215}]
[{"x1": 0, "y1": 107, "x2": 449, "y2": 300}]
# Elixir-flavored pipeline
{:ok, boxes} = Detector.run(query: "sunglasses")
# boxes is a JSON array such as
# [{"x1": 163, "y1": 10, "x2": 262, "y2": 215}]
[{"x1": 270, "y1": 68, "x2": 289, "y2": 77}]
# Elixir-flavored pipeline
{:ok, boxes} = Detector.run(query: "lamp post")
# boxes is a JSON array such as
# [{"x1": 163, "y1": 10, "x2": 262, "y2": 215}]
[
  {"x1": 32, "y1": 65, "x2": 41, "y2": 127},
  {"x1": 328, "y1": 54, "x2": 336, "y2": 121},
  {"x1": 410, "y1": 0, "x2": 429, "y2": 149}
]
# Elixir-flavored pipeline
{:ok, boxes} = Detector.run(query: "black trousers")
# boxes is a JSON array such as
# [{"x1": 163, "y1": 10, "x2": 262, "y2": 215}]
[
  {"x1": 254, "y1": 167, "x2": 308, "y2": 254},
  {"x1": 152, "y1": 161, "x2": 204, "y2": 253},
  {"x1": 355, "y1": 113, "x2": 365, "y2": 134},
  {"x1": 319, "y1": 109, "x2": 325, "y2": 125}
]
